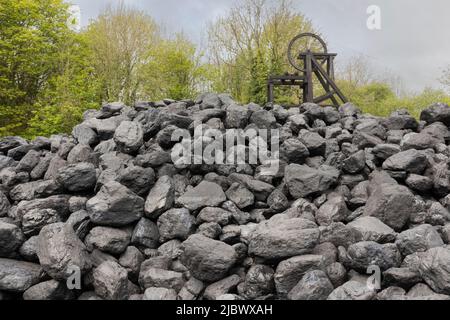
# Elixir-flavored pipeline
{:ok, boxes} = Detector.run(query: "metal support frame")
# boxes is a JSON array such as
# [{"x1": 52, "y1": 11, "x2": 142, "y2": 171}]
[{"x1": 267, "y1": 33, "x2": 348, "y2": 107}]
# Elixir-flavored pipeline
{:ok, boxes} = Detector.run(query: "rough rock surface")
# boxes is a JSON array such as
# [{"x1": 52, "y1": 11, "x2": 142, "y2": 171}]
[{"x1": 1, "y1": 94, "x2": 450, "y2": 300}]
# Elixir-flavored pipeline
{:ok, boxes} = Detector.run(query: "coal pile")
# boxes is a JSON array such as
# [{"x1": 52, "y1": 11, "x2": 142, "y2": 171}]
[{"x1": 1, "y1": 93, "x2": 450, "y2": 300}]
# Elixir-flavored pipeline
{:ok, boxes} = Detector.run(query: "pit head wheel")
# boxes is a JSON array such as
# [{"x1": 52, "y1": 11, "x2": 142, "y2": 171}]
[{"x1": 287, "y1": 33, "x2": 328, "y2": 73}]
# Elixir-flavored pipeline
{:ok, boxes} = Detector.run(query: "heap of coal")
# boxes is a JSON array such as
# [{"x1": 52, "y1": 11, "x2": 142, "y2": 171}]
[{"x1": 1, "y1": 93, "x2": 450, "y2": 300}]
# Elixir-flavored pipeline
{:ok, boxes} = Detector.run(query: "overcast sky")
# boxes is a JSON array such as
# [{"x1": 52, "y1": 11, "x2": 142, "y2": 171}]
[{"x1": 72, "y1": 0, "x2": 450, "y2": 94}]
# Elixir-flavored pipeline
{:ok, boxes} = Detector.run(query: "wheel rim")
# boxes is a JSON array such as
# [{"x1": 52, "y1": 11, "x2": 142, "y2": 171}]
[{"x1": 287, "y1": 33, "x2": 328, "y2": 72}]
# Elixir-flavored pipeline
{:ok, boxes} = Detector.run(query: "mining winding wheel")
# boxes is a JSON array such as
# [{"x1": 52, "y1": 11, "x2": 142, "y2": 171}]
[{"x1": 267, "y1": 33, "x2": 348, "y2": 107}]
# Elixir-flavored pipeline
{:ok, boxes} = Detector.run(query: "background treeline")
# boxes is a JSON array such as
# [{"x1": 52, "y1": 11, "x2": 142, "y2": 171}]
[{"x1": 1, "y1": 0, "x2": 450, "y2": 139}]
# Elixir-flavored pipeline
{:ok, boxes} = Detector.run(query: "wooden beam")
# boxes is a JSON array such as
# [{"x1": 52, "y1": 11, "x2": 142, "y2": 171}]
[
  {"x1": 305, "y1": 53, "x2": 314, "y2": 103},
  {"x1": 313, "y1": 68, "x2": 339, "y2": 106},
  {"x1": 311, "y1": 55, "x2": 348, "y2": 104},
  {"x1": 314, "y1": 91, "x2": 336, "y2": 104}
]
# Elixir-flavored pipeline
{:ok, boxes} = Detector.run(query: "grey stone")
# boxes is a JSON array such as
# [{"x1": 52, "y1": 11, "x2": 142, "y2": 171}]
[
  {"x1": 56, "y1": 162, "x2": 97, "y2": 192},
  {"x1": 78, "y1": 292, "x2": 103, "y2": 300},
  {"x1": 382, "y1": 149, "x2": 428, "y2": 174},
  {"x1": 249, "y1": 218, "x2": 320, "y2": 260},
  {"x1": 433, "y1": 162, "x2": 450, "y2": 197},
  {"x1": 157, "y1": 208, "x2": 195, "y2": 242},
  {"x1": 267, "y1": 189, "x2": 289, "y2": 213},
  {"x1": 178, "y1": 181, "x2": 226, "y2": 211},
  {"x1": 347, "y1": 216, "x2": 397, "y2": 243},
  {"x1": 0, "y1": 258, "x2": 44, "y2": 292},
  {"x1": 44, "y1": 156, "x2": 67, "y2": 180},
  {"x1": 396, "y1": 224, "x2": 444, "y2": 256},
  {"x1": 285, "y1": 164, "x2": 339, "y2": 198},
  {"x1": 72, "y1": 124, "x2": 98, "y2": 146},
  {"x1": 0, "y1": 136, "x2": 28, "y2": 153},
  {"x1": 326, "y1": 262, "x2": 347, "y2": 288},
  {"x1": 204, "y1": 275, "x2": 241, "y2": 300},
  {"x1": 316, "y1": 195, "x2": 349, "y2": 226},
  {"x1": 196, "y1": 207, "x2": 232, "y2": 226},
  {"x1": 0, "y1": 191, "x2": 10, "y2": 217},
  {"x1": 100, "y1": 102, "x2": 125, "y2": 118},
  {"x1": 342, "y1": 150, "x2": 366, "y2": 174},
  {"x1": 363, "y1": 183, "x2": 417, "y2": 231},
  {"x1": 89, "y1": 249, "x2": 117, "y2": 268},
  {"x1": 86, "y1": 226, "x2": 131, "y2": 255},
  {"x1": 23, "y1": 280, "x2": 74, "y2": 300},
  {"x1": 241, "y1": 265, "x2": 274, "y2": 299},
  {"x1": 180, "y1": 234, "x2": 237, "y2": 282},
  {"x1": 114, "y1": 121, "x2": 144, "y2": 154},
  {"x1": 143, "y1": 287, "x2": 177, "y2": 300},
  {"x1": 69, "y1": 196, "x2": 87, "y2": 213},
  {"x1": 0, "y1": 221, "x2": 25, "y2": 257},
  {"x1": 287, "y1": 270, "x2": 334, "y2": 300},
  {"x1": 116, "y1": 165, "x2": 155, "y2": 197},
  {"x1": 250, "y1": 110, "x2": 276, "y2": 129},
  {"x1": 178, "y1": 278, "x2": 204, "y2": 300},
  {"x1": 344, "y1": 241, "x2": 402, "y2": 271},
  {"x1": 229, "y1": 173, "x2": 274, "y2": 202},
  {"x1": 144, "y1": 176, "x2": 174, "y2": 218},
  {"x1": 225, "y1": 183, "x2": 254, "y2": 209},
  {"x1": 377, "y1": 286, "x2": 407, "y2": 300},
  {"x1": 382, "y1": 268, "x2": 421, "y2": 289},
  {"x1": 87, "y1": 181, "x2": 144, "y2": 227},
  {"x1": 19, "y1": 236, "x2": 39, "y2": 261},
  {"x1": 372, "y1": 144, "x2": 401, "y2": 160},
  {"x1": 418, "y1": 247, "x2": 450, "y2": 294},
  {"x1": 131, "y1": 218, "x2": 159, "y2": 249},
  {"x1": 66, "y1": 210, "x2": 90, "y2": 240},
  {"x1": 67, "y1": 144, "x2": 96, "y2": 164},
  {"x1": 319, "y1": 222, "x2": 362, "y2": 248},
  {"x1": 401, "y1": 132, "x2": 441, "y2": 150},
  {"x1": 8, "y1": 144, "x2": 39, "y2": 161},
  {"x1": 405, "y1": 174, "x2": 433, "y2": 192},
  {"x1": 10, "y1": 180, "x2": 62, "y2": 202},
  {"x1": 420, "y1": 103, "x2": 450, "y2": 126},
  {"x1": 119, "y1": 246, "x2": 144, "y2": 277},
  {"x1": 274, "y1": 255, "x2": 325, "y2": 297},
  {"x1": 139, "y1": 267, "x2": 184, "y2": 291},
  {"x1": 93, "y1": 261, "x2": 129, "y2": 300},
  {"x1": 158, "y1": 239, "x2": 182, "y2": 259},
  {"x1": 0, "y1": 155, "x2": 16, "y2": 171},
  {"x1": 299, "y1": 130, "x2": 326, "y2": 156},
  {"x1": 37, "y1": 223, "x2": 91, "y2": 280},
  {"x1": 16, "y1": 150, "x2": 41, "y2": 172},
  {"x1": 225, "y1": 104, "x2": 250, "y2": 129},
  {"x1": 328, "y1": 280, "x2": 376, "y2": 300},
  {"x1": 22, "y1": 208, "x2": 61, "y2": 236},
  {"x1": 280, "y1": 139, "x2": 309, "y2": 163}
]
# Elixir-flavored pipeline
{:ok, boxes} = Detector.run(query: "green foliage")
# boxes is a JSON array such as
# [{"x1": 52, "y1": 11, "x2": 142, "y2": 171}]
[
  {"x1": 340, "y1": 80, "x2": 450, "y2": 119},
  {"x1": 85, "y1": 3, "x2": 159, "y2": 105},
  {"x1": 208, "y1": 0, "x2": 316, "y2": 105},
  {"x1": 249, "y1": 50, "x2": 269, "y2": 105},
  {"x1": 0, "y1": 0, "x2": 70, "y2": 106},
  {"x1": 0, "y1": 0, "x2": 100, "y2": 138},
  {"x1": 26, "y1": 33, "x2": 101, "y2": 138},
  {"x1": 143, "y1": 34, "x2": 206, "y2": 101},
  {"x1": 1, "y1": 0, "x2": 450, "y2": 140}
]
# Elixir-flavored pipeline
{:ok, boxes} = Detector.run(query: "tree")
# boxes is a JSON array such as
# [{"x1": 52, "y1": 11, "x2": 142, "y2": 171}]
[
  {"x1": 0, "y1": 0, "x2": 71, "y2": 106},
  {"x1": 85, "y1": 2, "x2": 160, "y2": 105},
  {"x1": 143, "y1": 34, "x2": 206, "y2": 101},
  {"x1": 207, "y1": 0, "x2": 317, "y2": 104},
  {"x1": 26, "y1": 32, "x2": 101, "y2": 138},
  {"x1": 336, "y1": 54, "x2": 374, "y2": 90},
  {"x1": 0, "y1": 0, "x2": 88, "y2": 137},
  {"x1": 249, "y1": 49, "x2": 269, "y2": 104}
]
